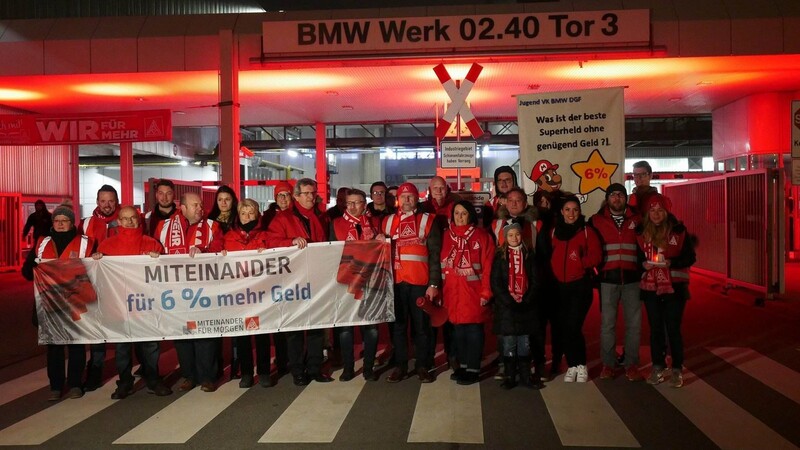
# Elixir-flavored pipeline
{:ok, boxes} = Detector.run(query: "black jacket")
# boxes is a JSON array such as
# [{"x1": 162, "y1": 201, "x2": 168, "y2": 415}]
[{"x1": 491, "y1": 249, "x2": 539, "y2": 336}]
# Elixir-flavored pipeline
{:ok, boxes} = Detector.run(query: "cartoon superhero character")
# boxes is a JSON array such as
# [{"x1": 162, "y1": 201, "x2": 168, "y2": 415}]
[{"x1": 525, "y1": 160, "x2": 562, "y2": 193}]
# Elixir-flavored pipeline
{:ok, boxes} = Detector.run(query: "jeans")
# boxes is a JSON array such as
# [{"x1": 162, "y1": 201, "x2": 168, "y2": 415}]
[
  {"x1": 392, "y1": 282, "x2": 433, "y2": 371},
  {"x1": 642, "y1": 289, "x2": 687, "y2": 369},
  {"x1": 238, "y1": 333, "x2": 271, "y2": 376},
  {"x1": 454, "y1": 323, "x2": 484, "y2": 373},
  {"x1": 338, "y1": 325, "x2": 378, "y2": 371},
  {"x1": 600, "y1": 282, "x2": 642, "y2": 367},
  {"x1": 557, "y1": 278, "x2": 593, "y2": 367},
  {"x1": 47, "y1": 344, "x2": 85, "y2": 391},
  {"x1": 286, "y1": 328, "x2": 325, "y2": 377},
  {"x1": 116, "y1": 341, "x2": 161, "y2": 387},
  {"x1": 175, "y1": 338, "x2": 219, "y2": 384},
  {"x1": 502, "y1": 335, "x2": 530, "y2": 358}
]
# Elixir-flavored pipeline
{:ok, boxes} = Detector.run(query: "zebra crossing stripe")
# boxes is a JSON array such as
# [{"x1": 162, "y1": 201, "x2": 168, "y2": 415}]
[
  {"x1": 654, "y1": 368, "x2": 796, "y2": 450},
  {"x1": 708, "y1": 347, "x2": 800, "y2": 404},
  {"x1": 0, "y1": 367, "x2": 49, "y2": 408},
  {"x1": 407, "y1": 370, "x2": 484, "y2": 444},
  {"x1": 114, "y1": 379, "x2": 247, "y2": 444},
  {"x1": 540, "y1": 376, "x2": 640, "y2": 447},
  {"x1": 259, "y1": 367, "x2": 367, "y2": 443},
  {"x1": 0, "y1": 371, "x2": 120, "y2": 445}
]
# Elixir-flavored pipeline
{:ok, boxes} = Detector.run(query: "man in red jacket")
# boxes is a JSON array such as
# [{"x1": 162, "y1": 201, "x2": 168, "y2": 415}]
[
  {"x1": 266, "y1": 178, "x2": 334, "y2": 386},
  {"x1": 92, "y1": 206, "x2": 173, "y2": 399},
  {"x1": 80, "y1": 184, "x2": 121, "y2": 391},
  {"x1": 155, "y1": 192, "x2": 222, "y2": 392},
  {"x1": 589, "y1": 184, "x2": 645, "y2": 381}
]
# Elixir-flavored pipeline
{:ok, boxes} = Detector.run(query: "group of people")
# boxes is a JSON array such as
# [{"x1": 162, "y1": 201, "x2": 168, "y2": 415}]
[{"x1": 21, "y1": 158, "x2": 695, "y2": 402}]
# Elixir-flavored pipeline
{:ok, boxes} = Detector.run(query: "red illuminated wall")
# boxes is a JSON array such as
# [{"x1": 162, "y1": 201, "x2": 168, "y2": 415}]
[
  {"x1": 0, "y1": 145, "x2": 73, "y2": 196},
  {"x1": 712, "y1": 92, "x2": 800, "y2": 161}
]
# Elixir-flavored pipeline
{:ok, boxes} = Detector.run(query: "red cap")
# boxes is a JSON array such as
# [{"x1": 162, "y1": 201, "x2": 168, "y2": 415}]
[
  {"x1": 274, "y1": 181, "x2": 292, "y2": 200},
  {"x1": 397, "y1": 182, "x2": 419, "y2": 199},
  {"x1": 645, "y1": 193, "x2": 671, "y2": 213},
  {"x1": 529, "y1": 160, "x2": 559, "y2": 182}
]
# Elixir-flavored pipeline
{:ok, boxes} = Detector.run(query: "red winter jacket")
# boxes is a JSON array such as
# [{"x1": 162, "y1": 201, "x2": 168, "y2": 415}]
[
  {"x1": 154, "y1": 215, "x2": 222, "y2": 254},
  {"x1": 96, "y1": 226, "x2": 163, "y2": 256},
  {"x1": 265, "y1": 204, "x2": 329, "y2": 248},
  {"x1": 209, "y1": 224, "x2": 268, "y2": 252},
  {"x1": 80, "y1": 206, "x2": 121, "y2": 244},
  {"x1": 548, "y1": 218, "x2": 602, "y2": 283},
  {"x1": 440, "y1": 224, "x2": 495, "y2": 324}
]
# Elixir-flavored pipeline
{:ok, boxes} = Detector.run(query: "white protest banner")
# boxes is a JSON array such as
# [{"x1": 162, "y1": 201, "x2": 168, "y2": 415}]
[
  {"x1": 517, "y1": 87, "x2": 625, "y2": 214},
  {"x1": 33, "y1": 241, "x2": 394, "y2": 345}
]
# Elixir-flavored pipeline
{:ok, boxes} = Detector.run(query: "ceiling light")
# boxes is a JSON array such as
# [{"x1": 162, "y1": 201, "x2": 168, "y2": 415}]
[
  {"x1": 287, "y1": 149, "x2": 298, "y2": 157},
  {"x1": 179, "y1": 160, "x2": 188, "y2": 167},
  {"x1": 0, "y1": 88, "x2": 43, "y2": 100}
]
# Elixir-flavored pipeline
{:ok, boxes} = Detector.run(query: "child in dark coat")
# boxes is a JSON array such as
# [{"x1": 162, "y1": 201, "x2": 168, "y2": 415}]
[{"x1": 491, "y1": 223, "x2": 544, "y2": 389}]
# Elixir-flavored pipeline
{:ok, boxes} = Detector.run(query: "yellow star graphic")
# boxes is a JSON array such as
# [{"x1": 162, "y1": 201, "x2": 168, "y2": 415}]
[{"x1": 570, "y1": 149, "x2": 619, "y2": 195}]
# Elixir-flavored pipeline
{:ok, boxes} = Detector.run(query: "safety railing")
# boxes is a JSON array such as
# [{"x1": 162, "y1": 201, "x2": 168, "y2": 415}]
[
  {"x1": 0, "y1": 193, "x2": 21, "y2": 271},
  {"x1": 663, "y1": 169, "x2": 784, "y2": 298}
]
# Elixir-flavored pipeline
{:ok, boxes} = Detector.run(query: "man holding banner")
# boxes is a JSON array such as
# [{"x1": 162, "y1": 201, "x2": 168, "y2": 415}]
[
  {"x1": 382, "y1": 182, "x2": 442, "y2": 383},
  {"x1": 92, "y1": 206, "x2": 173, "y2": 399},
  {"x1": 266, "y1": 178, "x2": 334, "y2": 386},
  {"x1": 155, "y1": 192, "x2": 223, "y2": 392}
]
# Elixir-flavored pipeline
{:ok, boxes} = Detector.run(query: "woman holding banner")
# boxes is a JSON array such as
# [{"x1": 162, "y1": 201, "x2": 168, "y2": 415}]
[
  {"x1": 209, "y1": 198, "x2": 271, "y2": 388},
  {"x1": 440, "y1": 200, "x2": 494, "y2": 385},
  {"x1": 22, "y1": 204, "x2": 96, "y2": 401}
]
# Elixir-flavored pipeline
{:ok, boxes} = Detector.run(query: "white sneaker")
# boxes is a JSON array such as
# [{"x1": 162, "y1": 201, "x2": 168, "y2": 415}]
[
  {"x1": 564, "y1": 366, "x2": 578, "y2": 382},
  {"x1": 576, "y1": 365, "x2": 588, "y2": 382}
]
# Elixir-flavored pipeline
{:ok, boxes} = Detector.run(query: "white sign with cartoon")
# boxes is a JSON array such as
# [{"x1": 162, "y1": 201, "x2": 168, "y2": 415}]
[{"x1": 517, "y1": 87, "x2": 625, "y2": 214}]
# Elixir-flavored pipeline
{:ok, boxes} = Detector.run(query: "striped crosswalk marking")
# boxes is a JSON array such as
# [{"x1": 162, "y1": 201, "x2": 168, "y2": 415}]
[
  {"x1": 259, "y1": 364, "x2": 367, "y2": 443},
  {"x1": 708, "y1": 347, "x2": 800, "y2": 404},
  {"x1": 540, "y1": 375, "x2": 640, "y2": 447},
  {"x1": 407, "y1": 370, "x2": 484, "y2": 444},
  {"x1": 113, "y1": 379, "x2": 247, "y2": 444},
  {"x1": 0, "y1": 367, "x2": 48, "y2": 407},
  {"x1": 655, "y1": 368, "x2": 796, "y2": 450},
  {"x1": 0, "y1": 375, "x2": 119, "y2": 445}
]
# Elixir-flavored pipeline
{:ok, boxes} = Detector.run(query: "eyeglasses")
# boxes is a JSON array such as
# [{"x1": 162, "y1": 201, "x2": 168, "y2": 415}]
[
  {"x1": 633, "y1": 173, "x2": 650, "y2": 179},
  {"x1": 371, "y1": 191, "x2": 385, "y2": 196},
  {"x1": 276, "y1": 193, "x2": 292, "y2": 199},
  {"x1": 346, "y1": 201, "x2": 365, "y2": 207},
  {"x1": 298, "y1": 191, "x2": 317, "y2": 197}
]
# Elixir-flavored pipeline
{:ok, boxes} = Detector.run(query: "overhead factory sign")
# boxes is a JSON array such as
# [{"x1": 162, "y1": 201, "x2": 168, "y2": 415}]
[
  {"x1": 262, "y1": 10, "x2": 650, "y2": 56},
  {"x1": 0, "y1": 109, "x2": 171, "y2": 145}
]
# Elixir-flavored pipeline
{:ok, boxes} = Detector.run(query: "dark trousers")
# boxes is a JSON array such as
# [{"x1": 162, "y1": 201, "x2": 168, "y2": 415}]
[
  {"x1": 47, "y1": 344, "x2": 85, "y2": 391},
  {"x1": 454, "y1": 323, "x2": 484, "y2": 373},
  {"x1": 237, "y1": 334, "x2": 271, "y2": 376},
  {"x1": 89, "y1": 343, "x2": 106, "y2": 369},
  {"x1": 642, "y1": 289, "x2": 687, "y2": 369},
  {"x1": 429, "y1": 321, "x2": 455, "y2": 367},
  {"x1": 175, "y1": 338, "x2": 219, "y2": 384},
  {"x1": 557, "y1": 278, "x2": 593, "y2": 367},
  {"x1": 116, "y1": 341, "x2": 161, "y2": 387},
  {"x1": 539, "y1": 285, "x2": 563, "y2": 365},
  {"x1": 286, "y1": 328, "x2": 325, "y2": 377},
  {"x1": 273, "y1": 332, "x2": 288, "y2": 372},
  {"x1": 339, "y1": 325, "x2": 378, "y2": 371},
  {"x1": 392, "y1": 282, "x2": 432, "y2": 371}
]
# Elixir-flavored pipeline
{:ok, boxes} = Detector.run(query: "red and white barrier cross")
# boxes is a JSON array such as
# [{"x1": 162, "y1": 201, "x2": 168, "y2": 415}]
[{"x1": 433, "y1": 63, "x2": 484, "y2": 139}]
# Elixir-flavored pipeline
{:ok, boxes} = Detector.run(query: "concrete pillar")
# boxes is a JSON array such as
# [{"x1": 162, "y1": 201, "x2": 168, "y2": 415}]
[
  {"x1": 316, "y1": 122, "x2": 328, "y2": 204},
  {"x1": 119, "y1": 142, "x2": 134, "y2": 205},
  {"x1": 219, "y1": 29, "x2": 241, "y2": 197},
  {"x1": 359, "y1": 152, "x2": 381, "y2": 184}
]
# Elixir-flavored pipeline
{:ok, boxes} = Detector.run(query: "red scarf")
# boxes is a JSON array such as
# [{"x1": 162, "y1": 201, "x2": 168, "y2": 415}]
[
  {"x1": 342, "y1": 211, "x2": 375, "y2": 241},
  {"x1": 507, "y1": 245, "x2": 527, "y2": 302},
  {"x1": 166, "y1": 214, "x2": 189, "y2": 253},
  {"x1": 92, "y1": 205, "x2": 120, "y2": 224},
  {"x1": 443, "y1": 224, "x2": 476, "y2": 277},
  {"x1": 640, "y1": 241, "x2": 674, "y2": 294}
]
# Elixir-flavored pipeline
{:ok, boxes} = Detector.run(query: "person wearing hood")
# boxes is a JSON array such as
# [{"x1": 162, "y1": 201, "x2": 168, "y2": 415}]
[
  {"x1": 22, "y1": 204, "x2": 97, "y2": 401},
  {"x1": 91, "y1": 206, "x2": 172, "y2": 399},
  {"x1": 540, "y1": 195, "x2": 602, "y2": 383},
  {"x1": 23, "y1": 199, "x2": 52, "y2": 243},
  {"x1": 636, "y1": 194, "x2": 696, "y2": 388},
  {"x1": 484, "y1": 166, "x2": 518, "y2": 226}
]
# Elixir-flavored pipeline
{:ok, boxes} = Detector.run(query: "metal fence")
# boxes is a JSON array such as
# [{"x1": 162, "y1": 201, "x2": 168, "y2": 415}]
[
  {"x1": 0, "y1": 193, "x2": 21, "y2": 271},
  {"x1": 663, "y1": 169, "x2": 784, "y2": 297}
]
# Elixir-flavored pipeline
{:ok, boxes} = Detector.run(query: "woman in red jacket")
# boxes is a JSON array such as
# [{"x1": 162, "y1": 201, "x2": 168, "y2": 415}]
[
  {"x1": 440, "y1": 200, "x2": 494, "y2": 385},
  {"x1": 541, "y1": 195, "x2": 601, "y2": 383},
  {"x1": 209, "y1": 198, "x2": 271, "y2": 388}
]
